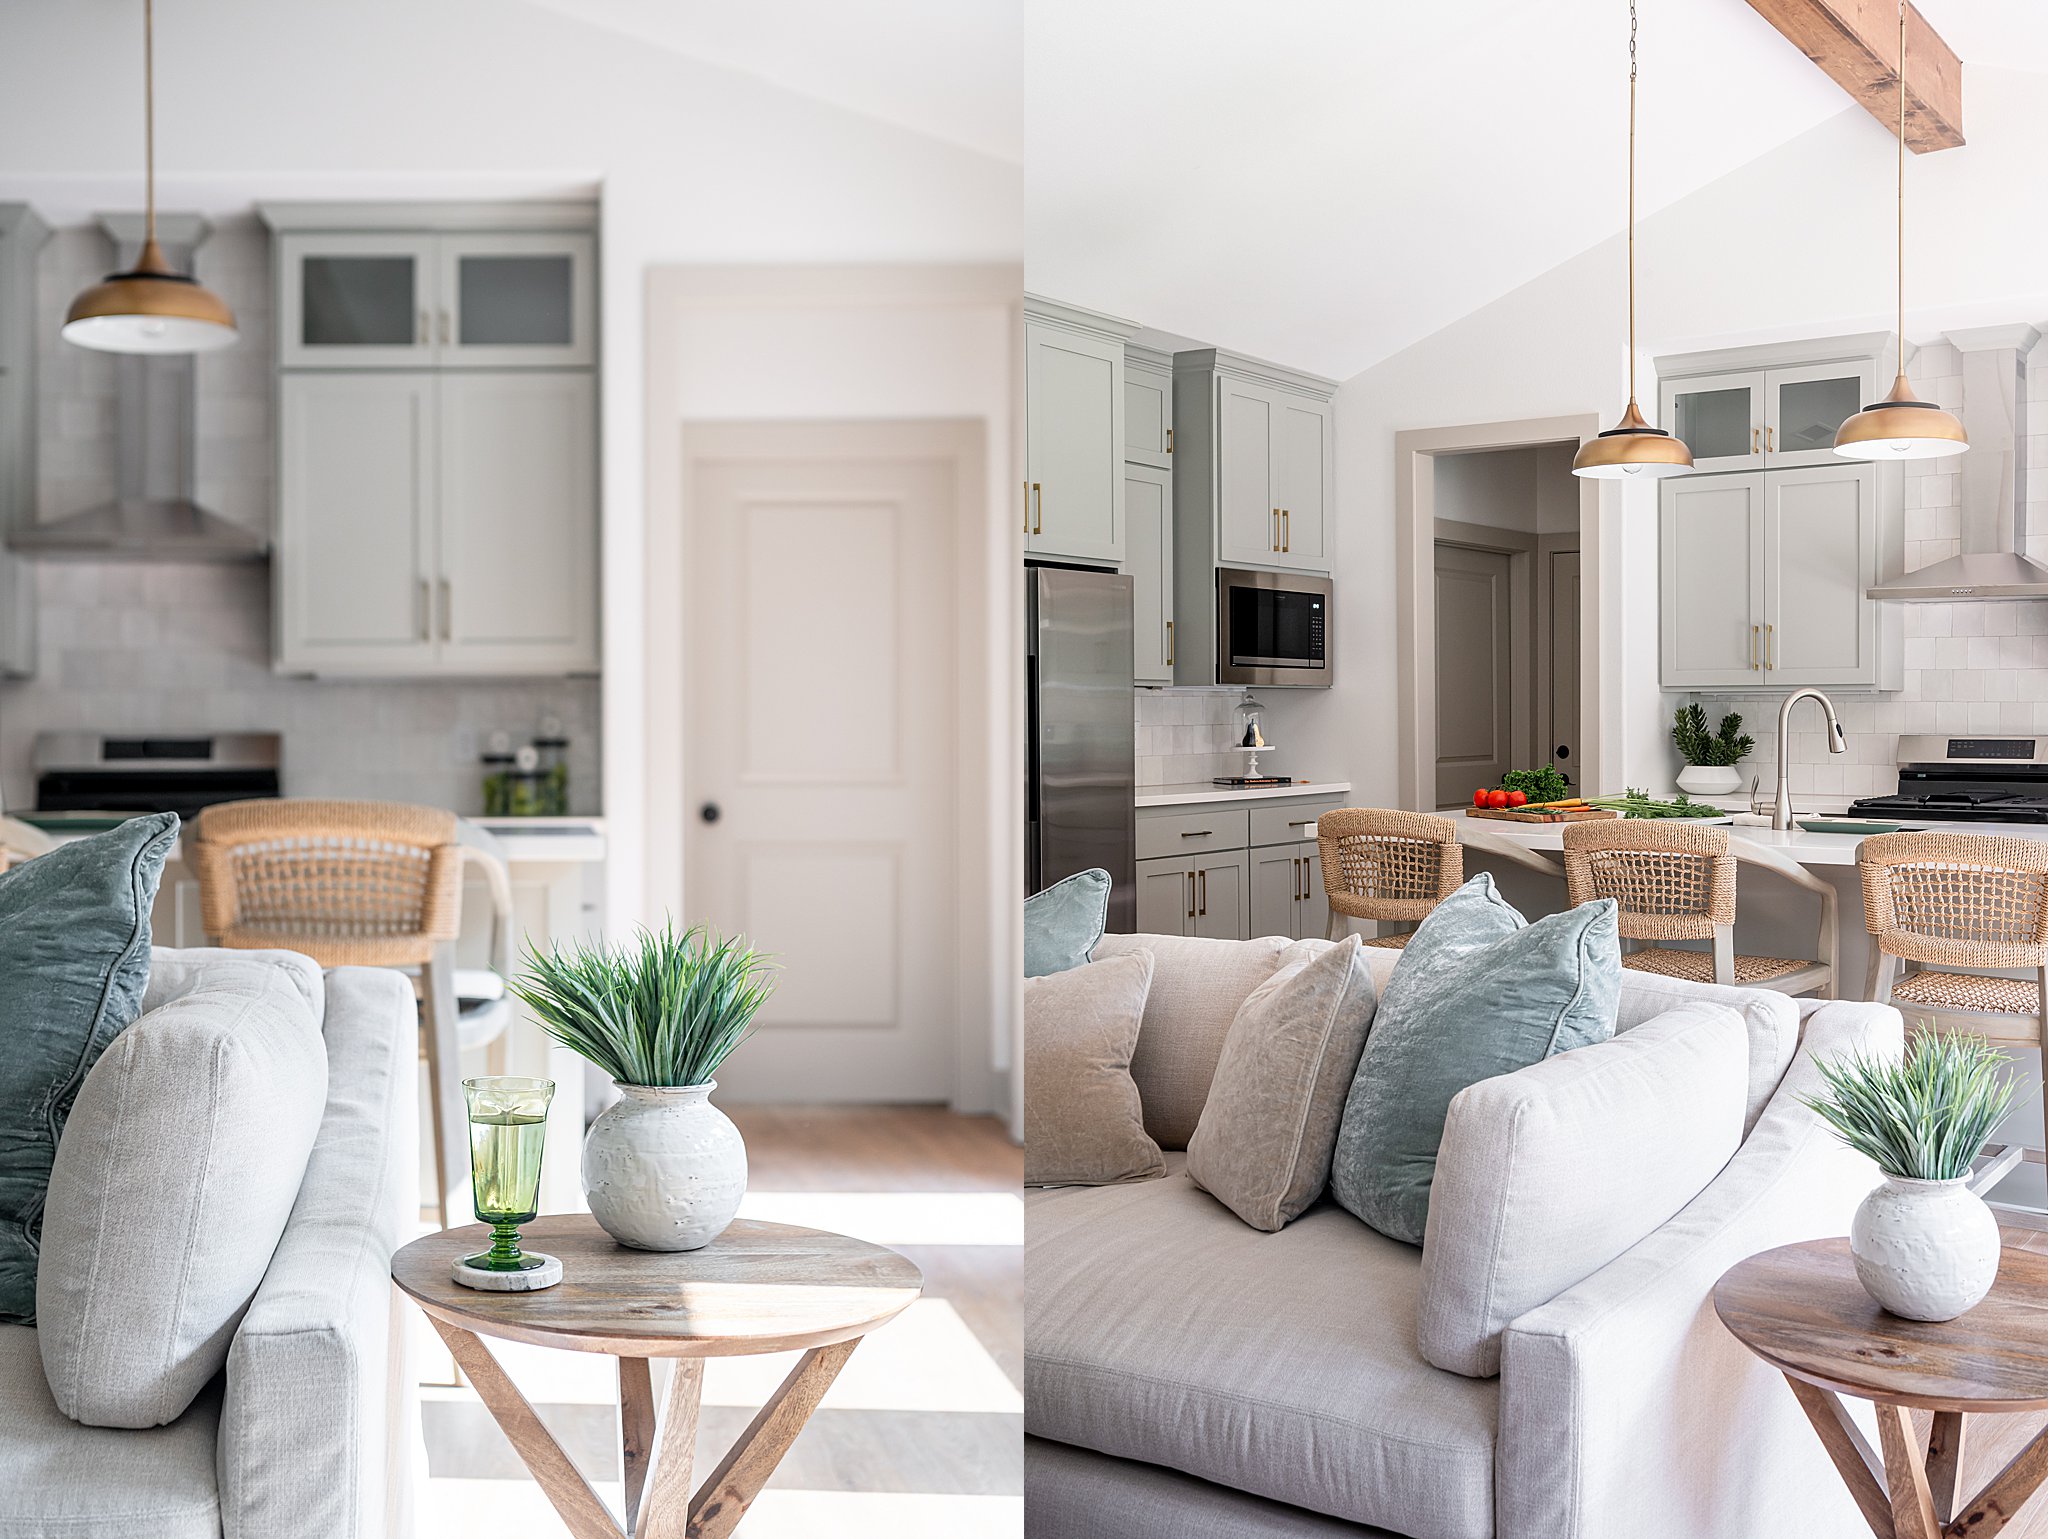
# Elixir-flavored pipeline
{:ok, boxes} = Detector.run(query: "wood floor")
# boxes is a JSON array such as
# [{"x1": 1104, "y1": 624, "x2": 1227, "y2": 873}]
[
  {"x1": 1935, "y1": 1226, "x2": 2048, "y2": 1539},
  {"x1": 414, "y1": 1104, "x2": 1022, "y2": 1538}
]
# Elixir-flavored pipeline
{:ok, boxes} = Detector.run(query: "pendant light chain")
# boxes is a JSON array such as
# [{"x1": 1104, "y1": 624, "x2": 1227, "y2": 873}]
[
  {"x1": 1627, "y1": 0, "x2": 1638, "y2": 407},
  {"x1": 143, "y1": 0, "x2": 156, "y2": 246}
]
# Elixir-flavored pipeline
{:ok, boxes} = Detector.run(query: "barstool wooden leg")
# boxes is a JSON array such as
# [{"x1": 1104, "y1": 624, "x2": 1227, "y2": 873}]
[
  {"x1": 1865, "y1": 948, "x2": 1895, "y2": 1006},
  {"x1": 421, "y1": 942, "x2": 471, "y2": 1229}
]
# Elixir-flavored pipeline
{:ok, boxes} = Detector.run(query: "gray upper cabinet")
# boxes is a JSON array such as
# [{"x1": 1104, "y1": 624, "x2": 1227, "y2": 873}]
[
  {"x1": 1123, "y1": 347, "x2": 1173, "y2": 468},
  {"x1": 273, "y1": 216, "x2": 594, "y2": 371},
  {"x1": 265, "y1": 203, "x2": 600, "y2": 678},
  {"x1": 1660, "y1": 472, "x2": 1766, "y2": 689},
  {"x1": 1659, "y1": 338, "x2": 1885, "y2": 475},
  {"x1": 1174, "y1": 350, "x2": 1336, "y2": 579},
  {"x1": 1024, "y1": 297, "x2": 1135, "y2": 565},
  {"x1": 0, "y1": 205, "x2": 44, "y2": 677},
  {"x1": 1126, "y1": 463, "x2": 1173, "y2": 684}
]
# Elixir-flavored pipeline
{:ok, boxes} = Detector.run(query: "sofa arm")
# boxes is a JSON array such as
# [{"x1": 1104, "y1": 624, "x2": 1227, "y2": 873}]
[
  {"x1": 1494, "y1": 999, "x2": 1901, "y2": 1539},
  {"x1": 219, "y1": 967, "x2": 420, "y2": 1539}
]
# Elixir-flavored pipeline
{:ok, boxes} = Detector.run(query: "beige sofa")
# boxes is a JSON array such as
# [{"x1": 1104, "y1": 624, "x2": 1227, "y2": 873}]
[{"x1": 1025, "y1": 932, "x2": 1902, "y2": 1539}]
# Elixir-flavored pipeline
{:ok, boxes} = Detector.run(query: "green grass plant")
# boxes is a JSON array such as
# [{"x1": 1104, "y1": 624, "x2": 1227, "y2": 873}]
[
  {"x1": 1801, "y1": 1028, "x2": 2019, "y2": 1182},
  {"x1": 509, "y1": 923, "x2": 777, "y2": 1087}
]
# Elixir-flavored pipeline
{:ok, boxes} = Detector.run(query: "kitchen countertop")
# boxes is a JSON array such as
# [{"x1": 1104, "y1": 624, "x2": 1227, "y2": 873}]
[
  {"x1": 1137, "y1": 780, "x2": 1352, "y2": 809},
  {"x1": 26, "y1": 813, "x2": 606, "y2": 866},
  {"x1": 1447, "y1": 807, "x2": 2048, "y2": 868}
]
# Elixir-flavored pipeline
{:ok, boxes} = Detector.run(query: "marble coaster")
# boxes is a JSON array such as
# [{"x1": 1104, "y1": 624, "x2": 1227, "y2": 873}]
[{"x1": 451, "y1": 1252, "x2": 563, "y2": 1291}]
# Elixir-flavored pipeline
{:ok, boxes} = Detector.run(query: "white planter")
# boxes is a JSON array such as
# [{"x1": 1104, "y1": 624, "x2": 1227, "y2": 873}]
[
  {"x1": 1850, "y1": 1174, "x2": 2001, "y2": 1321},
  {"x1": 582, "y1": 1082, "x2": 747, "y2": 1252},
  {"x1": 1676, "y1": 764, "x2": 1743, "y2": 797}
]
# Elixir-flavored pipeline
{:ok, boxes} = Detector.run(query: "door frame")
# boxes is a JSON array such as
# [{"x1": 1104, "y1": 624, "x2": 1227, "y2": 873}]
[{"x1": 1394, "y1": 415, "x2": 1610, "y2": 812}]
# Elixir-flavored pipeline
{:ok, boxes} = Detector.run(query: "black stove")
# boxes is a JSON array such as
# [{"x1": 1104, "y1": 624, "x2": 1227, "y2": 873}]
[{"x1": 1848, "y1": 735, "x2": 2048, "y2": 824}]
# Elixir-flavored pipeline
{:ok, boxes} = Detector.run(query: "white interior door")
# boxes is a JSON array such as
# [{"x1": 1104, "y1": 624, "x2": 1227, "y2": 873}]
[
  {"x1": 1435, "y1": 542, "x2": 1514, "y2": 809},
  {"x1": 684, "y1": 426, "x2": 959, "y2": 1101}
]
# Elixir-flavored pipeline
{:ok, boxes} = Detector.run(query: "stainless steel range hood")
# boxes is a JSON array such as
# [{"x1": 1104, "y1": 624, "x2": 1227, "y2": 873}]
[
  {"x1": 11, "y1": 215, "x2": 266, "y2": 563},
  {"x1": 1870, "y1": 324, "x2": 2046, "y2": 600}
]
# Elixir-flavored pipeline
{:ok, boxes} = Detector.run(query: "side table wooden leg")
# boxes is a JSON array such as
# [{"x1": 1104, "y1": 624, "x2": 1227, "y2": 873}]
[
  {"x1": 637, "y1": 1360, "x2": 704, "y2": 1539},
  {"x1": 1785, "y1": 1375, "x2": 1896, "y2": 1538},
  {"x1": 687, "y1": 1337, "x2": 860, "y2": 1539},
  {"x1": 1876, "y1": 1402, "x2": 1942, "y2": 1539},
  {"x1": 619, "y1": 1358, "x2": 657, "y2": 1534},
  {"x1": 429, "y1": 1316, "x2": 622, "y2": 1539},
  {"x1": 1927, "y1": 1411, "x2": 1966, "y2": 1525},
  {"x1": 1954, "y1": 1422, "x2": 2048, "y2": 1538}
]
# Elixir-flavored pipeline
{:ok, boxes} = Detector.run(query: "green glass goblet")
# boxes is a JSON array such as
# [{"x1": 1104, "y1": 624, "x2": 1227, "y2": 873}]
[{"x1": 462, "y1": 1076, "x2": 555, "y2": 1273}]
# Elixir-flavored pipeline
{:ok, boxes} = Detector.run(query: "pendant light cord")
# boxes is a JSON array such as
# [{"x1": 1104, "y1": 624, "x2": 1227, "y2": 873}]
[
  {"x1": 1896, "y1": 0, "x2": 1905, "y2": 354},
  {"x1": 143, "y1": 0, "x2": 156, "y2": 246},
  {"x1": 1627, "y1": 0, "x2": 1638, "y2": 407}
]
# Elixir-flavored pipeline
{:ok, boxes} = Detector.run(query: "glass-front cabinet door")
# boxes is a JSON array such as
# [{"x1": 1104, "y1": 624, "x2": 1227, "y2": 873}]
[
  {"x1": 277, "y1": 234, "x2": 437, "y2": 369},
  {"x1": 439, "y1": 233, "x2": 595, "y2": 369},
  {"x1": 1765, "y1": 359, "x2": 1877, "y2": 469},
  {"x1": 1660, "y1": 369, "x2": 1763, "y2": 473}
]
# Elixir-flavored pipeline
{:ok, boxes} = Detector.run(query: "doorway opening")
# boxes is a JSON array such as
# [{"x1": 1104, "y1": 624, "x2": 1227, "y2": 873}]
[{"x1": 1430, "y1": 442, "x2": 1582, "y2": 809}]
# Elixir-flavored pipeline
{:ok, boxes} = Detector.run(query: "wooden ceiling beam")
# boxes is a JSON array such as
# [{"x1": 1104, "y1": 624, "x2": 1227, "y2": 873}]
[{"x1": 1745, "y1": 0, "x2": 1964, "y2": 151}]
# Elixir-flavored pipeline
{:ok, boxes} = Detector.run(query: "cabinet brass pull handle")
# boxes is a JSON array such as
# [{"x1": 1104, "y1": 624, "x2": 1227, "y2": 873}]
[
  {"x1": 1752, "y1": 426, "x2": 1760, "y2": 454},
  {"x1": 1749, "y1": 624, "x2": 1758, "y2": 669},
  {"x1": 418, "y1": 309, "x2": 430, "y2": 346},
  {"x1": 1186, "y1": 872, "x2": 1195, "y2": 920},
  {"x1": 1198, "y1": 867, "x2": 1207, "y2": 917},
  {"x1": 1271, "y1": 508, "x2": 1279, "y2": 550},
  {"x1": 1283, "y1": 509, "x2": 1290, "y2": 552},
  {"x1": 1165, "y1": 426, "x2": 1174, "y2": 455},
  {"x1": 1765, "y1": 622, "x2": 1774, "y2": 670},
  {"x1": 417, "y1": 577, "x2": 431, "y2": 640},
  {"x1": 439, "y1": 578, "x2": 452, "y2": 641},
  {"x1": 1023, "y1": 480, "x2": 1031, "y2": 535},
  {"x1": 1295, "y1": 857, "x2": 1304, "y2": 902},
  {"x1": 1033, "y1": 482, "x2": 1043, "y2": 535},
  {"x1": 1165, "y1": 619, "x2": 1174, "y2": 666},
  {"x1": 439, "y1": 309, "x2": 452, "y2": 346},
  {"x1": 1766, "y1": 424, "x2": 1774, "y2": 453}
]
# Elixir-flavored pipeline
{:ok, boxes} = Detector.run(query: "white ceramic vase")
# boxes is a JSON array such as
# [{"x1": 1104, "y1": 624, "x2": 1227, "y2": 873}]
[
  {"x1": 582, "y1": 1082, "x2": 747, "y2": 1252},
  {"x1": 1675, "y1": 763, "x2": 1742, "y2": 797},
  {"x1": 1850, "y1": 1174, "x2": 2000, "y2": 1321}
]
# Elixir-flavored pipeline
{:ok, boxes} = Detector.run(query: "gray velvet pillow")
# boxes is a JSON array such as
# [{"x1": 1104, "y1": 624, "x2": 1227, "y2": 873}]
[
  {"x1": 0, "y1": 813, "x2": 178, "y2": 1324},
  {"x1": 1025, "y1": 867, "x2": 1111, "y2": 977},
  {"x1": 1330, "y1": 874, "x2": 1621, "y2": 1246}
]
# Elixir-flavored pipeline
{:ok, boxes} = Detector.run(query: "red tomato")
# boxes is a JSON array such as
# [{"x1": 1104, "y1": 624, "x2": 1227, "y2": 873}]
[
  {"x1": 1486, "y1": 789, "x2": 1511, "y2": 809},
  {"x1": 1505, "y1": 790, "x2": 1528, "y2": 807},
  {"x1": 1473, "y1": 788, "x2": 1489, "y2": 807}
]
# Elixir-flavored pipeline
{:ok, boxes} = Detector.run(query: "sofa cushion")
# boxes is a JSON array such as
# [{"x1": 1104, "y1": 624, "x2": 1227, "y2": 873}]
[
  {"x1": 1027, "y1": 1436, "x2": 1374, "y2": 1539},
  {"x1": 1187, "y1": 936, "x2": 1377, "y2": 1231},
  {"x1": 146, "y1": 945, "x2": 325, "y2": 1028},
  {"x1": 1025, "y1": 867, "x2": 1112, "y2": 977},
  {"x1": 1612, "y1": 971, "x2": 1798, "y2": 1134},
  {"x1": 0, "y1": 1323, "x2": 221, "y2": 1539},
  {"x1": 1025, "y1": 952, "x2": 1165, "y2": 1186},
  {"x1": 1418, "y1": 1002, "x2": 1749, "y2": 1377},
  {"x1": 1094, "y1": 932, "x2": 1298, "y2": 1148},
  {"x1": 1332, "y1": 875, "x2": 1621, "y2": 1246},
  {"x1": 0, "y1": 813, "x2": 177, "y2": 1325},
  {"x1": 37, "y1": 954, "x2": 328, "y2": 1428},
  {"x1": 1026, "y1": 1160, "x2": 1498, "y2": 1539}
]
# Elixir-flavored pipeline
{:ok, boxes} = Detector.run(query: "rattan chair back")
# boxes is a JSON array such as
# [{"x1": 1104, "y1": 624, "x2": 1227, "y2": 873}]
[
  {"x1": 1858, "y1": 831, "x2": 2048, "y2": 970},
  {"x1": 1561, "y1": 820, "x2": 1735, "y2": 942},
  {"x1": 1316, "y1": 809, "x2": 1464, "y2": 923},
  {"x1": 191, "y1": 798, "x2": 463, "y2": 968}
]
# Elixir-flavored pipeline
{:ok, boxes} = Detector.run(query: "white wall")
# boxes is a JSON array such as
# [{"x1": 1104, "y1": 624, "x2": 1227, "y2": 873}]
[
  {"x1": 1275, "y1": 64, "x2": 2048, "y2": 808},
  {"x1": 0, "y1": 0, "x2": 1022, "y2": 930}
]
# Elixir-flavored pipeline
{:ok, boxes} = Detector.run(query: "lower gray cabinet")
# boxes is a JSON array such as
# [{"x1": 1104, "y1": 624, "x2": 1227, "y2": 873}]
[
  {"x1": 1136, "y1": 857, "x2": 1195, "y2": 934},
  {"x1": 1251, "y1": 840, "x2": 1329, "y2": 940},
  {"x1": 1135, "y1": 852, "x2": 1248, "y2": 938}
]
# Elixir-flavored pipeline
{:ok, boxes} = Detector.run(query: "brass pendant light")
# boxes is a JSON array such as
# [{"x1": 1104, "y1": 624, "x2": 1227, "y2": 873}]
[
  {"x1": 62, "y1": 0, "x2": 238, "y2": 354},
  {"x1": 1833, "y1": 0, "x2": 1965, "y2": 460},
  {"x1": 1574, "y1": 0, "x2": 1693, "y2": 480}
]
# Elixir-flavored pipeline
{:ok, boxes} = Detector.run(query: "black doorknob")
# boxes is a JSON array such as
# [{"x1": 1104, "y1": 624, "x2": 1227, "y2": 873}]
[
  {"x1": 700, "y1": 803, "x2": 721, "y2": 824},
  {"x1": 1555, "y1": 745, "x2": 1571, "y2": 760}
]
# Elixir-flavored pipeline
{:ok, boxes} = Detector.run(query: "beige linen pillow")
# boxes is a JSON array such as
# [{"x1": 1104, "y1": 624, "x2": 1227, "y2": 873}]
[
  {"x1": 1186, "y1": 936, "x2": 1378, "y2": 1231},
  {"x1": 1024, "y1": 950, "x2": 1165, "y2": 1186}
]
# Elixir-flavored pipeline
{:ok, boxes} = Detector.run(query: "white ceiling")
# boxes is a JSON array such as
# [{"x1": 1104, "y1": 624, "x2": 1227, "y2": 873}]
[
  {"x1": 519, "y1": 0, "x2": 1023, "y2": 163},
  {"x1": 1026, "y1": 0, "x2": 1894, "y2": 380}
]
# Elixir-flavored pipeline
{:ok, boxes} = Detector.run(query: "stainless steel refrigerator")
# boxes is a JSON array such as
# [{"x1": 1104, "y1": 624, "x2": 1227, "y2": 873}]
[{"x1": 1026, "y1": 565, "x2": 1136, "y2": 932}]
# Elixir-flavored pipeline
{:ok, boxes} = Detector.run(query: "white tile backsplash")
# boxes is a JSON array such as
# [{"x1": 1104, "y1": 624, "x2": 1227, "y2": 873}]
[{"x1": 1134, "y1": 687, "x2": 1252, "y2": 786}]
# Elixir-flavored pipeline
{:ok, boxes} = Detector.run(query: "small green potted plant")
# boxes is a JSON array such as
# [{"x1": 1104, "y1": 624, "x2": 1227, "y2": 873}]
[
  {"x1": 511, "y1": 924, "x2": 777, "y2": 1252},
  {"x1": 1803, "y1": 1029, "x2": 2018, "y2": 1321},
  {"x1": 1671, "y1": 703, "x2": 1754, "y2": 798}
]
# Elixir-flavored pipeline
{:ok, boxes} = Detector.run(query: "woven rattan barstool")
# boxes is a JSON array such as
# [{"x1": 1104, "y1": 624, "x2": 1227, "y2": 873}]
[
  {"x1": 1561, "y1": 820, "x2": 1835, "y2": 996},
  {"x1": 1860, "y1": 831, "x2": 2048, "y2": 1203},
  {"x1": 191, "y1": 798, "x2": 470, "y2": 1228},
  {"x1": 1316, "y1": 809, "x2": 1464, "y2": 947}
]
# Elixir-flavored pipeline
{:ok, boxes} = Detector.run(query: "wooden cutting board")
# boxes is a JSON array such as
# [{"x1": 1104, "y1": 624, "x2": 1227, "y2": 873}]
[{"x1": 1467, "y1": 805, "x2": 1621, "y2": 824}]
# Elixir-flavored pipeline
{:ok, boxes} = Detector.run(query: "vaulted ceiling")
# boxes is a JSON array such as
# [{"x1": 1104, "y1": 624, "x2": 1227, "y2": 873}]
[{"x1": 1026, "y1": 0, "x2": 2022, "y2": 382}]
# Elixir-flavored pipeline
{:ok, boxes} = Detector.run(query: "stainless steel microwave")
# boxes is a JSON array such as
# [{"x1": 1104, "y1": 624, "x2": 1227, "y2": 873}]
[{"x1": 1215, "y1": 567, "x2": 1332, "y2": 688}]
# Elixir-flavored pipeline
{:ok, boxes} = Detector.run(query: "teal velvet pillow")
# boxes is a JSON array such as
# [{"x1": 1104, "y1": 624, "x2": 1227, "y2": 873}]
[
  {"x1": 1330, "y1": 873, "x2": 1620, "y2": 1246},
  {"x1": 1025, "y1": 868, "x2": 1111, "y2": 978},
  {"x1": 0, "y1": 813, "x2": 177, "y2": 1324}
]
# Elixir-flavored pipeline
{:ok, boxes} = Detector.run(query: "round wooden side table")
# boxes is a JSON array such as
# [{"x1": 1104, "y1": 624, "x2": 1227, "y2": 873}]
[
  {"x1": 393, "y1": 1213, "x2": 923, "y2": 1539},
  {"x1": 1714, "y1": 1237, "x2": 2048, "y2": 1539}
]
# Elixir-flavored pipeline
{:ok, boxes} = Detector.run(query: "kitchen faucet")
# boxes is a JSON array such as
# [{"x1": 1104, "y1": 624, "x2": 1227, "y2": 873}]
[{"x1": 1774, "y1": 689, "x2": 1847, "y2": 831}]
